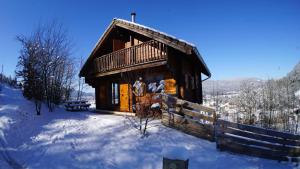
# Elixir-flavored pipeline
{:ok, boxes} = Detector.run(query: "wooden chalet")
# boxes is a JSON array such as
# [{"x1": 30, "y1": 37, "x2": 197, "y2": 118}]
[{"x1": 79, "y1": 14, "x2": 211, "y2": 113}]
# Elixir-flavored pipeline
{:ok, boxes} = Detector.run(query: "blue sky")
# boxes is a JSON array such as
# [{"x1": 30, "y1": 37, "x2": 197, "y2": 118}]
[{"x1": 0, "y1": 0, "x2": 299, "y2": 80}]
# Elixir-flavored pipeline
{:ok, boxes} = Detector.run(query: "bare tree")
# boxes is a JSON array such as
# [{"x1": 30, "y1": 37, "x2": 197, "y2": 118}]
[
  {"x1": 16, "y1": 21, "x2": 75, "y2": 114},
  {"x1": 236, "y1": 82, "x2": 259, "y2": 124}
]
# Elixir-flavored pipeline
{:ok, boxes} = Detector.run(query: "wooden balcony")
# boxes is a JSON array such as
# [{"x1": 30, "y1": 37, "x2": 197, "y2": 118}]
[{"x1": 94, "y1": 40, "x2": 168, "y2": 76}]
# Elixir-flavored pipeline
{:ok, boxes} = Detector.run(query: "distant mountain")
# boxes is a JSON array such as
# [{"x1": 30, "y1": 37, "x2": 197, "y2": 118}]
[
  {"x1": 203, "y1": 78, "x2": 264, "y2": 95},
  {"x1": 203, "y1": 61, "x2": 300, "y2": 95}
]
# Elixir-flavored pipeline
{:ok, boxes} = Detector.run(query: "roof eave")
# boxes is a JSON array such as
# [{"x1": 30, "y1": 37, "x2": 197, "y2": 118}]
[{"x1": 192, "y1": 47, "x2": 211, "y2": 78}]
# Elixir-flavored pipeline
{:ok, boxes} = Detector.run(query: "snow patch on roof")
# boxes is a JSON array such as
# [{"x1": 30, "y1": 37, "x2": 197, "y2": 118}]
[{"x1": 114, "y1": 18, "x2": 196, "y2": 47}]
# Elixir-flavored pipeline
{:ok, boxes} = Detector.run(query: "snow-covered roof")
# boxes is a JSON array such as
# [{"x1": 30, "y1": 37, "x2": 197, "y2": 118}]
[
  {"x1": 80, "y1": 18, "x2": 211, "y2": 78},
  {"x1": 115, "y1": 18, "x2": 196, "y2": 47}
]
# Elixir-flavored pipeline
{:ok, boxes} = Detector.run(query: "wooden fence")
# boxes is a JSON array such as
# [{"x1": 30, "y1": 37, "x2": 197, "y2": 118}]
[
  {"x1": 161, "y1": 94, "x2": 217, "y2": 141},
  {"x1": 215, "y1": 119, "x2": 300, "y2": 162},
  {"x1": 160, "y1": 95, "x2": 300, "y2": 163}
]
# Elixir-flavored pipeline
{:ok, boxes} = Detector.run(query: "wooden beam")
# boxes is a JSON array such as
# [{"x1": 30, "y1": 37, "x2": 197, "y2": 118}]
[
  {"x1": 93, "y1": 60, "x2": 167, "y2": 78},
  {"x1": 181, "y1": 108, "x2": 215, "y2": 122},
  {"x1": 217, "y1": 119, "x2": 300, "y2": 140}
]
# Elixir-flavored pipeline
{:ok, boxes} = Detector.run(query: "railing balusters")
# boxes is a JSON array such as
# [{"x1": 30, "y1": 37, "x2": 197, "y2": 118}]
[
  {"x1": 117, "y1": 51, "x2": 119, "y2": 68},
  {"x1": 109, "y1": 54, "x2": 111, "y2": 70},
  {"x1": 147, "y1": 43, "x2": 150, "y2": 62},
  {"x1": 110, "y1": 54, "x2": 112, "y2": 70},
  {"x1": 112, "y1": 53, "x2": 113, "y2": 69},
  {"x1": 101, "y1": 57, "x2": 103, "y2": 71},
  {"x1": 155, "y1": 41, "x2": 158, "y2": 59},
  {"x1": 106, "y1": 55, "x2": 108, "y2": 71},
  {"x1": 114, "y1": 52, "x2": 116, "y2": 69},
  {"x1": 135, "y1": 46, "x2": 140, "y2": 63},
  {"x1": 138, "y1": 45, "x2": 141, "y2": 63},
  {"x1": 94, "y1": 40, "x2": 168, "y2": 74},
  {"x1": 98, "y1": 58, "x2": 100, "y2": 72},
  {"x1": 111, "y1": 54, "x2": 113, "y2": 69},
  {"x1": 111, "y1": 53, "x2": 113, "y2": 69},
  {"x1": 142, "y1": 43, "x2": 144, "y2": 62},
  {"x1": 151, "y1": 41, "x2": 154, "y2": 60}
]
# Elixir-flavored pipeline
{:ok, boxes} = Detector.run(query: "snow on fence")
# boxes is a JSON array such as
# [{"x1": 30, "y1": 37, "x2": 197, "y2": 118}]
[
  {"x1": 216, "y1": 119, "x2": 300, "y2": 163},
  {"x1": 161, "y1": 94, "x2": 217, "y2": 141}
]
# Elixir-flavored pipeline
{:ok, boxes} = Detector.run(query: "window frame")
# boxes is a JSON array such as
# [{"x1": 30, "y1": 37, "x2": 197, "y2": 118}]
[{"x1": 111, "y1": 82, "x2": 119, "y2": 105}]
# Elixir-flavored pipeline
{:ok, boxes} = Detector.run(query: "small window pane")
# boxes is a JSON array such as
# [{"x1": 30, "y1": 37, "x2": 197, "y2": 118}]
[{"x1": 111, "y1": 83, "x2": 119, "y2": 105}]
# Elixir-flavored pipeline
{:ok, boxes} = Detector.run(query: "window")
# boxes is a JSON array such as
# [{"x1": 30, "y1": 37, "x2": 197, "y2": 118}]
[{"x1": 111, "y1": 83, "x2": 119, "y2": 104}]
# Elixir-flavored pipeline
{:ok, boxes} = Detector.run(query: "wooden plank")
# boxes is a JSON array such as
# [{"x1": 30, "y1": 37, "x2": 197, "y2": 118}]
[
  {"x1": 182, "y1": 108, "x2": 215, "y2": 123},
  {"x1": 162, "y1": 112, "x2": 215, "y2": 141},
  {"x1": 162, "y1": 95, "x2": 215, "y2": 113},
  {"x1": 218, "y1": 126, "x2": 300, "y2": 147},
  {"x1": 217, "y1": 119, "x2": 300, "y2": 141},
  {"x1": 217, "y1": 133, "x2": 300, "y2": 157},
  {"x1": 159, "y1": 42, "x2": 162, "y2": 59},
  {"x1": 218, "y1": 137, "x2": 289, "y2": 161},
  {"x1": 178, "y1": 100, "x2": 215, "y2": 113}
]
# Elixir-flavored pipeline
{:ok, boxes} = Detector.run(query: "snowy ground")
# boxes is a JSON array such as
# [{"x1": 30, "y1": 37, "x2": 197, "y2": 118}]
[{"x1": 0, "y1": 85, "x2": 297, "y2": 169}]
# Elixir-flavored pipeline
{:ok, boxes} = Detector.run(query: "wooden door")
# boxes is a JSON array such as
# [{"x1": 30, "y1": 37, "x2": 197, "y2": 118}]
[{"x1": 120, "y1": 83, "x2": 129, "y2": 112}]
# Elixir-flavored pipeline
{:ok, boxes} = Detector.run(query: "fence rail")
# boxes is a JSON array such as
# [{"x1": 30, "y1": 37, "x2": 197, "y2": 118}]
[
  {"x1": 94, "y1": 40, "x2": 167, "y2": 74},
  {"x1": 216, "y1": 119, "x2": 300, "y2": 162},
  {"x1": 161, "y1": 94, "x2": 217, "y2": 141}
]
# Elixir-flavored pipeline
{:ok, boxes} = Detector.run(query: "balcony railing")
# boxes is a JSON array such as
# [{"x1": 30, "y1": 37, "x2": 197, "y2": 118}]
[{"x1": 94, "y1": 40, "x2": 168, "y2": 74}]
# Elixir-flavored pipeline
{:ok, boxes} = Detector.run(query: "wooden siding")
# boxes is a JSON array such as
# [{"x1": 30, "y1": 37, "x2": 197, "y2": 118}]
[{"x1": 166, "y1": 48, "x2": 203, "y2": 103}]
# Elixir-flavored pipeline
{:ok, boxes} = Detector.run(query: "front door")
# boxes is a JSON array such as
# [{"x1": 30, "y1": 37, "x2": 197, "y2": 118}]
[{"x1": 120, "y1": 83, "x2": 129, "y2": 112}]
